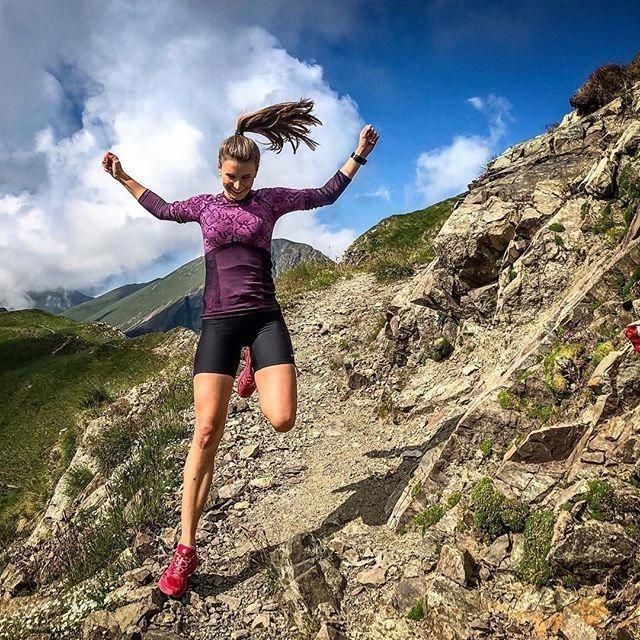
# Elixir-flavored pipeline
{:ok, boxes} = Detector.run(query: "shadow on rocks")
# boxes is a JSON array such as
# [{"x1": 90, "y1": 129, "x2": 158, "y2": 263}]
[{"x1": 184, "y1": 442, "x2": 429, "y2": 600}]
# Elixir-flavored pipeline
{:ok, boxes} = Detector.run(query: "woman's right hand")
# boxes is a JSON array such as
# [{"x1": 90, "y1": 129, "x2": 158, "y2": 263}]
[{"x1": 102, "y1": 151, "x2": 128, "y2": 181}]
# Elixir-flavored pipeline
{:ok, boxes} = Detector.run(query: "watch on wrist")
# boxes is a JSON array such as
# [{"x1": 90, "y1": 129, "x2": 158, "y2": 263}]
[{"x1": 351, "y1": 151, "x2": 367, "y2": 165}]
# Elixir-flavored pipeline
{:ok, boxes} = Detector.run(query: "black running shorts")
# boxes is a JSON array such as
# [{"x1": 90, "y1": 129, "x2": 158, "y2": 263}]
[{"x1": 193, "y1": 308, "x2": 296, "y2": 377}]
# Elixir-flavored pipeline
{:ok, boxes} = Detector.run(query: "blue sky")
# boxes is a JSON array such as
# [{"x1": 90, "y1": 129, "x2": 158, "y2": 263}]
[
  {"x1": 0, "y1": 0, "x2": 639, "y2": 305},
  {"x1": 286, "y1": 0, "x2": 640, "y2": 235}
]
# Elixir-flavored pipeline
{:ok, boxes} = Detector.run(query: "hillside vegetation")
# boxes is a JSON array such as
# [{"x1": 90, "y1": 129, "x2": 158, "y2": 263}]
[
  {"x1": 276, "y1": 195, "x2": 461, "y2": 305},
  {"x1": 0, "y1": 310, "x2": 189, "y2": 544}
]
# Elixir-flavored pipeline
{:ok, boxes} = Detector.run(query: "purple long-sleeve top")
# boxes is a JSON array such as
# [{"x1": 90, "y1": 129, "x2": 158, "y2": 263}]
[{"x1": 138, "y1": 169, "x2": 352, "y2": 318}]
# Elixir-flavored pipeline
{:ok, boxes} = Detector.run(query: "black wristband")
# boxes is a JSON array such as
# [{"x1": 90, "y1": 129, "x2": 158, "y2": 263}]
[{"x1": 351, "y1": 152, "x2": 367, "y2": 165}]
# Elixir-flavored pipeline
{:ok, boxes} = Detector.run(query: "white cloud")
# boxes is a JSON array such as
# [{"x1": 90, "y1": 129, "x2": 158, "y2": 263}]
[
  {"x1": 0, "y1": 0, "x2": 362, "y2": 308},
  {"x1": 411, "y1": 93, "x2": 513, "y2": 206},
  {"x1": 356, "y1": 186, "x2": 391, "y2": 202}
]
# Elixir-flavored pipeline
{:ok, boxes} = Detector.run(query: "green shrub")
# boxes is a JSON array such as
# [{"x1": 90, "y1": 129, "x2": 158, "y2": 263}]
[
  {"x1": 345, "y1": 196, "x2": 457, "y2": 272},
  {"x1": 619, "y1": 266, "x2": 640, "y2": 300},
  {"x1": 411, "y1": 505, "x2": 445, "y2": 536},
  {"x1": 425, "y1": 337, "x2": 454, "y2": 362},
  {"x1": 275, "y1": 260, "x2": 349, "y2": 305},
  {"x1": 59, "y1": 427, "x2": 78, "y2": 467},
  {"x1": 543, "y1": 342, "x2": 583, "y2": 394},
  {"x1": 517, "y1": 509, "x2": 555, "y2": 586},
  {"x1": 561, "y1": 574, "x2": 579, "y2": 589},
  {"x1": 497, "y1": 389, "x2": 518, "y2": 410},
  {"x1": 83, "y1": 417, "x2": 143, "y2": 476},
  {"x1": 585, "y1": 478, "x2": 614, "y2": 521},
  {"x1": 446, "y1": 491, "x2": 462, "y2": 509},
  {"x1": 591, "y1": 341, "x2": 613, "y2": 369},
  {"x1": 624, "y1": 205, "x2": 636, "y2": 227},
  {"x1": 479, "y1": 437, "x2": 493, "y2": 457},
  {"x1": 618, "y1": 160, "x2": 640, "y2": 204},
  {"x1": 592, "y1": 203, "x2": 615, "y2": 235},
  {"x1": 548, "y1": 223, "x2": 566, "y2": 232},
  {"x1": 554, "y1": 234, "x2": 565, "y2": 247},
  {"x1": 79, "y1": 380, "x2": 113, "y2": 410},
  {"x1": 501, "y1": 499, "x2": 530, "y2": 533},
  {"x1": 371, "y1": 258, "x2": 414, "y2": 283},
  {"x1": 496, "y1": 389, "x2": 555, "y2": 424},
  {"x1": 411, "y1": 491, "x2": 462, "y2": 536},
  {"x1": 625, "y1": 524, "x2": 640, "y2": 540},
  {"x1": 516, "y1": 368, "x2": 534, "y2": 383},
  {"x1": 407, "y1": 598, "x2": 425, "y2": 621},
  {"x1": 50, "y1": 377, "x2": 193, "y2": 587},
  {"x1": 524, "y1": 402, "x2": 555, "y2": 423},
  {"x1": 470, "y1": 478, "x2": 529, "y2": 542}
]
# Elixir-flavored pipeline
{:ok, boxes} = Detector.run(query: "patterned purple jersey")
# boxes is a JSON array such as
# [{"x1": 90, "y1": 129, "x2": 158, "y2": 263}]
[{"x1": 138, "y1": 169, "x2": 352, "y2": 318}]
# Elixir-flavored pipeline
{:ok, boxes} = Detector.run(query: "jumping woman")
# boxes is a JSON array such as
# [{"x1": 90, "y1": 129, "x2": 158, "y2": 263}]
[{"x1": 102, "y1": 98, "x2": 379, "y2": 598}]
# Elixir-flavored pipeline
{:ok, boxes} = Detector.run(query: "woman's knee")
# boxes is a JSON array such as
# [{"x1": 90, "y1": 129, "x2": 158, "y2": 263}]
[
  {"x1": 193, "y1": 420, "x2": 224, "y2": 449},
  {"x1": 270, "y1": 413, "x2": 296, "y2": 433}
]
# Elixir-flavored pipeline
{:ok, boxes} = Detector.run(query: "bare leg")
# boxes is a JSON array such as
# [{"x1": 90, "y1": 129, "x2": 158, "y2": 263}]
[
  {"x1": 254, "y1": 363, "x2": 297, "y2": 433},
  {"x1": 179, "y1": 372, "x2": 234, "y2": 547}
]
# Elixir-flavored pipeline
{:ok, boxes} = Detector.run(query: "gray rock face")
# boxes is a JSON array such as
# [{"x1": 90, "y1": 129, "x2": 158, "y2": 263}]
[
  {"x1": 548, "y1": 521, "x2": 637, "y2": 582},
  {"x1": 270, "y1": 533, "x2": 346, "y2": 632},
  {"x1": 436, "y1": 544, "x2": 476, "y2": 587},
  {"x1": 616, "y1": 359, "x2": 640, "y2": 406},
  {"x1": 82, "y1": 610, "x2": 123, "y2": 640},
  {"x1": 433, "y1": 196, "x2": 517, "y2": 290},
  {"x1": 422, "y1": 575, "x2": 485, "y2": 639},
  {"x1": 390, "y1": 575, "x2": 430, "y2": 612},
  {"x1": 559, "y1": 612, "x2": 598, "y2": 640},
  {"x1": 8, "y1": 79, "x2": 640, "y2": 640},
  {"x1": 504, "y1": 423, "x2": 587, "y2": 463}
]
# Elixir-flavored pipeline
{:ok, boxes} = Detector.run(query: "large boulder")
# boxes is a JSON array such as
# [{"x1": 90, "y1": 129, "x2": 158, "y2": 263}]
[
  {"x1": 548, "y1": 521, "x2": 636, "y2": 582},
  {"x1": 433, "y1": 196, "x2": 517, "y2": 288}
]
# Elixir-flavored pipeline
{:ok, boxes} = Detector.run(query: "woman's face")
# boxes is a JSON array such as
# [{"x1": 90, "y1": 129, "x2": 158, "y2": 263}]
[{"x1": 218, "y1": 158, "x2": 258, "y2": 201}]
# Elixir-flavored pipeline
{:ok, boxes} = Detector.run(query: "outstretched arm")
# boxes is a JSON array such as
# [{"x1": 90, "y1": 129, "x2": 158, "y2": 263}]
[
  {"x1": 102, "y1": 151, "x2": 201, "y2": 224},
  {"x1": 338, "y1": 123, "x2": 379, "y2": 179},
  {"x1": 266, "y1": 124, "x2": 380, "y2": 220}
]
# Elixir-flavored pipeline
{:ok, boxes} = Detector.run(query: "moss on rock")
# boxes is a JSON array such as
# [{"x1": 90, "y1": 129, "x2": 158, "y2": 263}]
[{"x1": 517, "y1": 509, "x2": 555, "y2": 586}]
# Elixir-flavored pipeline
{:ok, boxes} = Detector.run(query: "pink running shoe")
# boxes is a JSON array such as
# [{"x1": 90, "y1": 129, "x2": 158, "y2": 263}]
[
  {"x1": 237, "y1": 346, "x2": 257, "y2": 398},
  {"x1": 625, "y1": 321, "x2": 640, "y2": 352},
  {"x1": 157, "y1": 543, "x2": 199, "y2": 599}
]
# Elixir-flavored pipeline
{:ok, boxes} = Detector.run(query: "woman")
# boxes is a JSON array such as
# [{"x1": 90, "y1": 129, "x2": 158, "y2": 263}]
[{"x1": 102, "y1": 98, "x2": 379, "y2": 598}]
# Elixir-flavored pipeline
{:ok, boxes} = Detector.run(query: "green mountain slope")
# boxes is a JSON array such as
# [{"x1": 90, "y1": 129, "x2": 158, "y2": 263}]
[
  {"x1": 62, "y1": 258, "x2": 203, "y2": 333},
  {"x1": 342, "y1": 194, "x2": 464, "y2": 268},
  {"x1": 0, "y1": 308, "x2": 191, "y2": 542},
  {"x1": 62, "y1": 281, "x2": 156, "y2": 322}
]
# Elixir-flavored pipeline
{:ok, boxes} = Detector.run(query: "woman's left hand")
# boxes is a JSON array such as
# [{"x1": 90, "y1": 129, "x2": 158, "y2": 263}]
[{"x1": 357, "y1": 124, "x2": 379, "y2": 157}]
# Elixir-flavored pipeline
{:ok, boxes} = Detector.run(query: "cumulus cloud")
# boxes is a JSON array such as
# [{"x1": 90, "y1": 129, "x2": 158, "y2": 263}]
[
  {"x1": 0, "y1": 0, "x2": 362, "y2": 309},
  {"x1": 411, "y1": 93, "x2": 513, "y2": 205}
]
